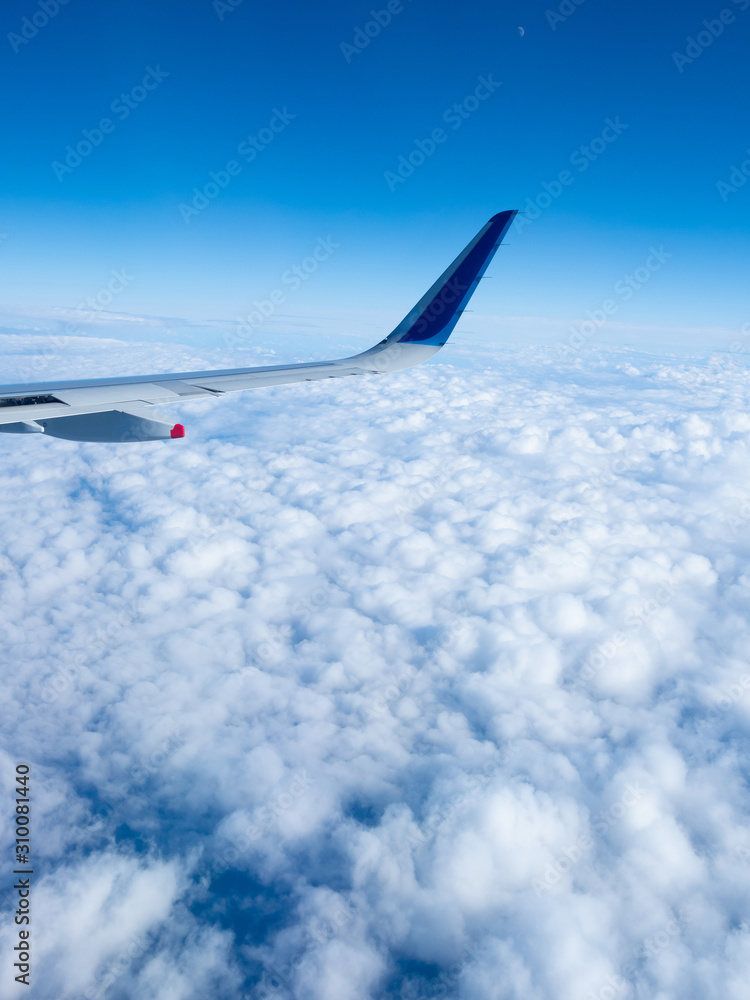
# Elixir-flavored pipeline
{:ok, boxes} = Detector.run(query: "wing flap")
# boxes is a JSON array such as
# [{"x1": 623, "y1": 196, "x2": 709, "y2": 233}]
[
  {"x1": 53, "y1": 382, "x2": 185, "y2": 406},
  {"x1": 188, "y1": 362, "x2": 368, "y2": 393},
  {"x1": 0, "y1": 399, "x2": 70, "y2": 425}
]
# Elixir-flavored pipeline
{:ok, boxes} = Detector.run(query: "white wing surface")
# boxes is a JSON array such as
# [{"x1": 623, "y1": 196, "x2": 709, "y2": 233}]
[{"x1": 0, "y1": 211, "x2": 517, "y2": 442}]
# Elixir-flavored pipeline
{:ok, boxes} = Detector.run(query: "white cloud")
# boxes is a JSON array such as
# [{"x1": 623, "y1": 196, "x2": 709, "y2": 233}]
[{"x1": 2, "y1": 335, "x2": 750, "y2": 998}]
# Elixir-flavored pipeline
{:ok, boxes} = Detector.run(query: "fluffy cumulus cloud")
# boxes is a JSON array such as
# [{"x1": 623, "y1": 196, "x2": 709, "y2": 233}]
[{"x1": 2, "y1": 333, "x2": 750, "y2": 999}]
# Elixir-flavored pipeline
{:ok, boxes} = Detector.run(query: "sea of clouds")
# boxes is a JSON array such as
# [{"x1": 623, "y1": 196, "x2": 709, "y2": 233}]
[{"x1": 2, "y1": 332, "x2": 750, "y2": 1000}]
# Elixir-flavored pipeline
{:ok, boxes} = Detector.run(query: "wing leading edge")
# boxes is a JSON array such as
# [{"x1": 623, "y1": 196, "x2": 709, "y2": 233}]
[{"x1": 0, "y1": 210, "x2": 517, "y2": 442}]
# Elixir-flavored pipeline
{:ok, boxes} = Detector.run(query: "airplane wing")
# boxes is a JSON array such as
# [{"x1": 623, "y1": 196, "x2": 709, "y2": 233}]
[{"x1": 0, "y1": 210, "x2": 517, "y2": 442}]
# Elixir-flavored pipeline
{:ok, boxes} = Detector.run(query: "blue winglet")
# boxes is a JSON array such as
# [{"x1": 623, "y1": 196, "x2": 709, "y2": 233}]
[{"x1": 388, "y1": 210, "x2": 517, "y2": 347}]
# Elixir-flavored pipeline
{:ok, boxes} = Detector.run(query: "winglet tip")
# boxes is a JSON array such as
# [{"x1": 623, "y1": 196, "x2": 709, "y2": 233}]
[
  {"x1": 170, "y1": 423, "x2": 185, "y2": 439},
  {"x1": 489, "y1": 209, "x2": 518, "y2": 226}
]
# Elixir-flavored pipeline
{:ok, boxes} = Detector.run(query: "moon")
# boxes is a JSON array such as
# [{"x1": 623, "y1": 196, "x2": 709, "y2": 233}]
[{"x1": 518, "y1": 26, "x2": 525, "y2": 36}]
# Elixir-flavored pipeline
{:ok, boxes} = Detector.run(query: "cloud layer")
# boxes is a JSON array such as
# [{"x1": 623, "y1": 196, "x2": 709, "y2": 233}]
[{"x1": 2, "y1": 335, "x2": 750, "y2": 999}]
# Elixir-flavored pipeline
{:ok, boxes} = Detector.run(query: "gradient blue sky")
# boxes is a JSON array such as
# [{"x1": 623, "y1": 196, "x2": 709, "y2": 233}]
[{"x1": 1, "y1": 0, "x2": 749, "y2": 355}]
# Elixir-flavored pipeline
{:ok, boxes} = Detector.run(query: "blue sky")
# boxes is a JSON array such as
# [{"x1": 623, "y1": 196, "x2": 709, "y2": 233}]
[{"x1": 1, "y1": 0, "x2": 749, "y2": 354}]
